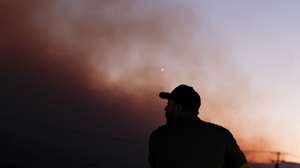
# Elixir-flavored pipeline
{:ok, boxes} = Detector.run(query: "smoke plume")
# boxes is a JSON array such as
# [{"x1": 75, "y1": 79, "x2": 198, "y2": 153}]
[{"x1": 0, "y1": 0, "x2": 282, "y2": 166}]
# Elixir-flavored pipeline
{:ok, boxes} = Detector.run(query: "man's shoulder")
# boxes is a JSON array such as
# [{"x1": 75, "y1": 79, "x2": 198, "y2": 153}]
[
  {"x1": 150, "y1": 124, "x2": 168, "y2": 136},
  {"x1": 150, "y1": 121, "x2": 231, "y2": 135},
  {"x1": 199, "y1": 120, "x2": 232, "y2": 136}
]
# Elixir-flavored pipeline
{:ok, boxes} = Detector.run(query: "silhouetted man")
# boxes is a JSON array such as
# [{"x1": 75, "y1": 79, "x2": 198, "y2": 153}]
[{"x1": 149, "y1": 84, "x2": 249, "y2": 168}]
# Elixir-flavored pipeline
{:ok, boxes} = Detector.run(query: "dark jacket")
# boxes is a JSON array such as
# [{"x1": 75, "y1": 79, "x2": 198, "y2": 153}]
[{"x1": 148, "y1": 117, "x2": 247, "y2": 168}]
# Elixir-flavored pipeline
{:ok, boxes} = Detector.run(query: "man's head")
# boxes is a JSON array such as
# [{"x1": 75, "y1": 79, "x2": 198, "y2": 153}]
[{"x1": 159, "y1": 84, "x2": 201, "y2": 120}]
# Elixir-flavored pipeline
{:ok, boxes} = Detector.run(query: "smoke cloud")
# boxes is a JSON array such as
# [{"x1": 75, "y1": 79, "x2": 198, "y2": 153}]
[
  {"x1": 0, "y1": 0, "x2": 284, "y2": 166},
  {"x1": 0, "y1": 0, "x2": 200, "y2": 167}
]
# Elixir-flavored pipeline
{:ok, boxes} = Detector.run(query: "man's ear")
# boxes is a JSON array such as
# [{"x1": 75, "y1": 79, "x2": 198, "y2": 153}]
[{"x1": 175, "y1": 104, "x2": 183, "y2": 114}]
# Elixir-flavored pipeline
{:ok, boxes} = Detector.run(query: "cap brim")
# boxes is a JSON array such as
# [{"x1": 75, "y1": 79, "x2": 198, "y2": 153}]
[{"x1": 159, "y1": 92, "x2": 171, "y2": 99}]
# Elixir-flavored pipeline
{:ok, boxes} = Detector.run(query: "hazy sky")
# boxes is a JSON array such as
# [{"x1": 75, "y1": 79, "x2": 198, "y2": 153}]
[
  {"x1": 1, "y1": 0, "x2": 300, "y2": 166},
  {"x1": 90, "y1": 0, "x2": 300, "y2": 161},
  {"x1": 183, "y1": 1, "x2": 300, "y2": 162},
  {"x1": 97, "y1": 0, "x2": 300, "y2": 162}
]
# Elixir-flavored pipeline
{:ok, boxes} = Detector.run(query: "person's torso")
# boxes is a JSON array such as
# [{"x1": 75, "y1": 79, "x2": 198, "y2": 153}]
[{"x1": 152, "y1": 119, "x2": 228, "y2": 168}]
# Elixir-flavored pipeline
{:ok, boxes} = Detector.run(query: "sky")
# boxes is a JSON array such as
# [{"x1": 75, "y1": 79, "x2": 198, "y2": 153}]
[
  {"x1": 193, "y1": 1, "x2": 300, "y2": 162},
  {"x1": 1, "y1": 0, "x2": 300, "y2": 166}
]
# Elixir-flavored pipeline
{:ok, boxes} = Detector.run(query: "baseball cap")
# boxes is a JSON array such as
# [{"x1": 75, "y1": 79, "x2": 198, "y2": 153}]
[{"x1": 159, "y1": 84, "x2": 201, "y2": 111}]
